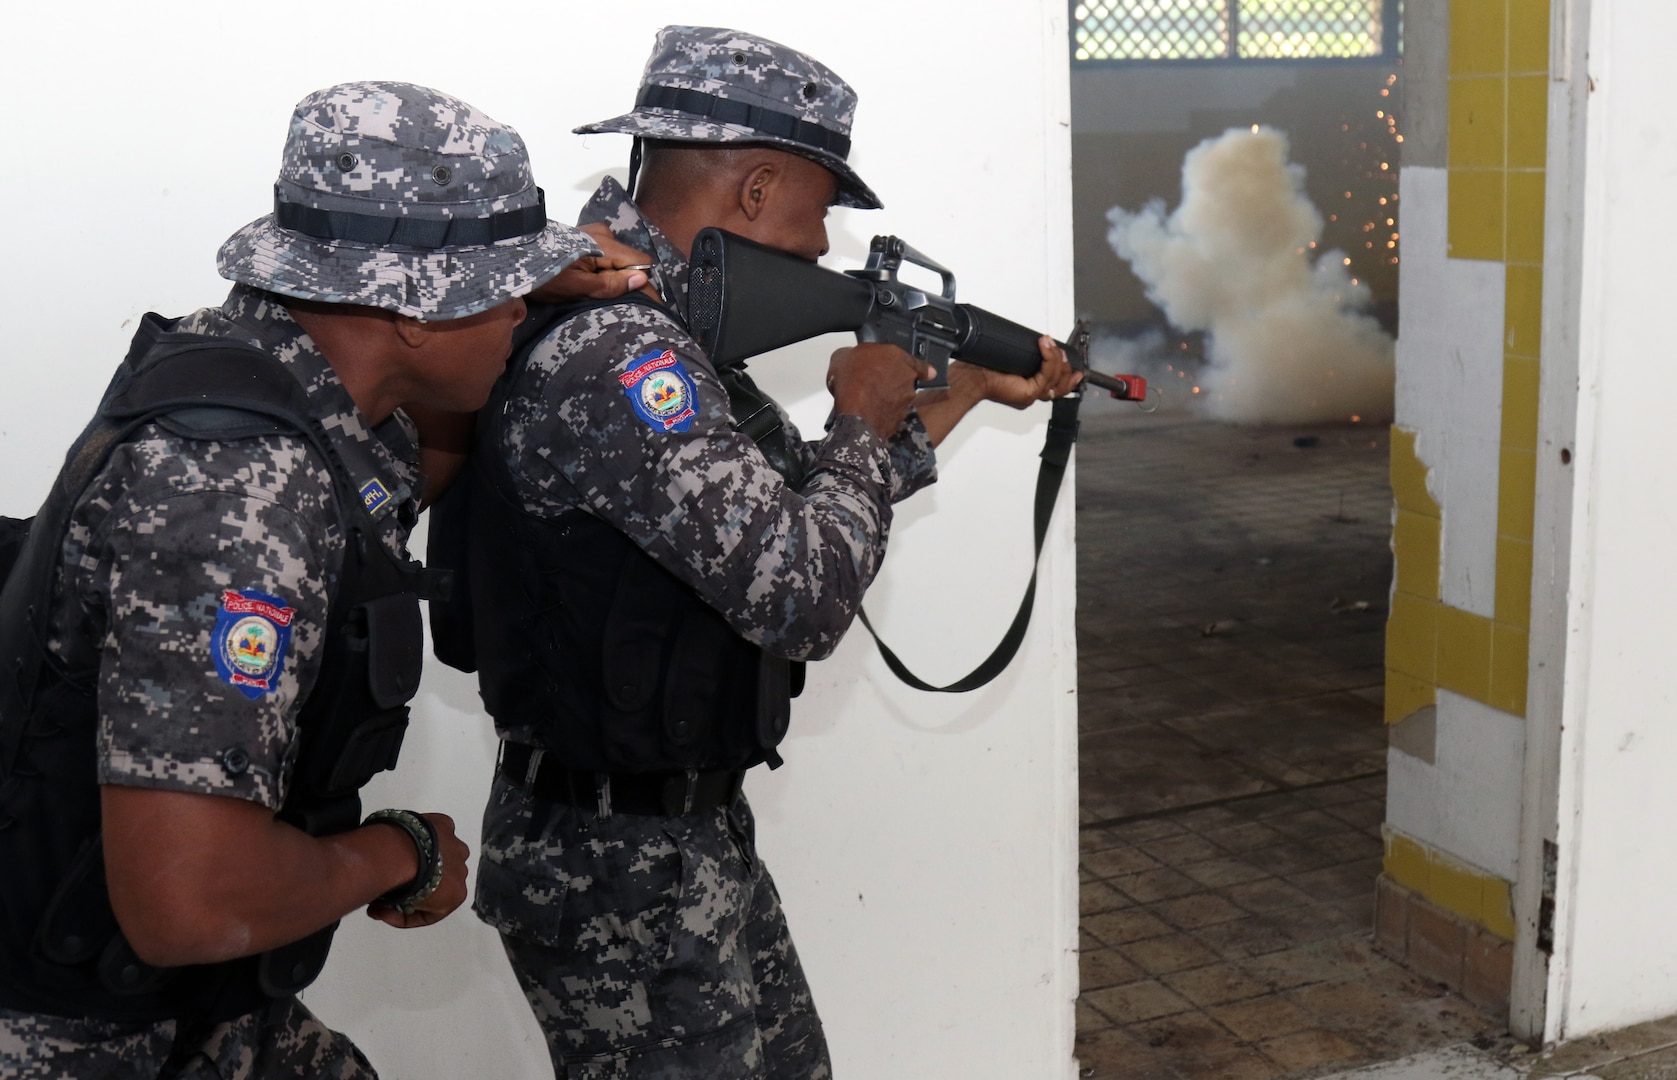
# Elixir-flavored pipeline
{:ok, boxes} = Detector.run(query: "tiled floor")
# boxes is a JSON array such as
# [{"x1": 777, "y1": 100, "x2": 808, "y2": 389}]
[
  {"x1": 1315, "y1": 1011, "x2": 1677, "y2": 1077},
  {"x1": 1073, "y1": 403, "x2": 1505, "y2": 1078}
]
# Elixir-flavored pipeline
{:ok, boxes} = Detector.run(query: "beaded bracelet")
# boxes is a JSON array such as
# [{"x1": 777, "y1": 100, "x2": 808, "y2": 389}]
[{"x1": 363, "y1": 808, "x2": 443, "y2": 915}]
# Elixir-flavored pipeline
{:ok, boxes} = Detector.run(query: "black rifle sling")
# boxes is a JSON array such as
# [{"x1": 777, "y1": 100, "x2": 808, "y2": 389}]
[{"x1": 857, "y1": 393, "x2": 1082, "y2": 693}]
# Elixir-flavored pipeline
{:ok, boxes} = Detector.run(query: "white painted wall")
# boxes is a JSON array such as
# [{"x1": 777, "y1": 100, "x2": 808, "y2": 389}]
[
  {"x1": 1393, "y1": 166, "x2": 1504, "y2": 619},
  {"x1": 0, "y1": 4, "x2": 1078, "y2": 1077},
  {"x1": 1510, "y1": 0, "x2": 1591, "y2": 1041},
  {"x1": 1550, "y1": 0, "x2": 1677, "y2": 1041},
  {"x1": 1386, "y1": 164, "x2": 1525, "y2": 884},
  {"x1": 1386, "y1": 692, "x2": 1525, "y2": 881}
]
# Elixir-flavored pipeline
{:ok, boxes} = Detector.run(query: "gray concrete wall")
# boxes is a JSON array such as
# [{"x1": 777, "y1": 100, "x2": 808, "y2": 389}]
[
  {"x1": 1072, "y1": 61, "x2": 1403, "y2": 328},
  {"x1": 1402, "y1": 0, "x2": 1450, "y2": 167}
]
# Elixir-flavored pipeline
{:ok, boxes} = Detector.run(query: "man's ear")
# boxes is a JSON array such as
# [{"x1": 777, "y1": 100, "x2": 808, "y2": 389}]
[
  {"x1": 738, "y1": 162, "x2": 777, "y2": 222},
  {"x1": 392, "y1": 314, "x2": 429, "y2": 349}
]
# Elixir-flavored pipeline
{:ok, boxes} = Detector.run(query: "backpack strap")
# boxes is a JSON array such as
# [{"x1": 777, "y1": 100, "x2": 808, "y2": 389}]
[{"x1": 0, "y1": 315, "x2": 398, "y2": 779}]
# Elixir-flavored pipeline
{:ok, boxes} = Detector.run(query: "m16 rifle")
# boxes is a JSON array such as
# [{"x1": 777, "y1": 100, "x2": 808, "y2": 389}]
[
  {"x1": 685, "y1": 227, "x2": 1152, "y2": 694},
  {"x1": 685, "y1": 228, "x2": 1151, "y2": 403}
]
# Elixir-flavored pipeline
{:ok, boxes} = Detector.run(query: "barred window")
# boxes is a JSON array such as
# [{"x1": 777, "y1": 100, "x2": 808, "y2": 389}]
[{"x1": 1073, "y1": 0, "x2": 1401, "y2": 62}]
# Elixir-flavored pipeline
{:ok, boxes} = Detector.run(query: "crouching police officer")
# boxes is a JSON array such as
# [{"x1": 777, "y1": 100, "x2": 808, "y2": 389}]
[
  {"x1": 449, "y1": 26, "x2": 1080, "y2": 1079},
  {"x1": 0, "y1": 81, "x2": 612, "y2": 1078}
]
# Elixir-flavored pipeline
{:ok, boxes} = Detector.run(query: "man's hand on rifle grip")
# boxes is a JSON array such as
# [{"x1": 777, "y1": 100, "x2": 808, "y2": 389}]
[{"x1": 827, "y1": 343, "x2": 935, "y2": 440}]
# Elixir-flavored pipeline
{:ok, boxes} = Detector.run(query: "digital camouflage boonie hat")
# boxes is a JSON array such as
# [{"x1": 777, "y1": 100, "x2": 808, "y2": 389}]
[
  {"x1": 576, "y1": 26, "x2": 882, "y2": 210},
  {"x1": 219, "y1": 81, "x2": 598, "y2": 321}
]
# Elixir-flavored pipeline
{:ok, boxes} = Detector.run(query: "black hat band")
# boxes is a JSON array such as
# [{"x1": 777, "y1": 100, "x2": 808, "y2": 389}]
[
  {"x1": 274, "y1": 187, "x2": 549, "y2": 249},
  {"x1": 636, "y1": 85, "x2": 851, "y2": 160}
]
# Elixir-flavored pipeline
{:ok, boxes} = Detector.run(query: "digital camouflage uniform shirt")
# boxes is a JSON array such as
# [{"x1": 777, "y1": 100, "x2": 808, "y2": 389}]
[
  {"x1": 0, "y1": 285, "x2": 418, "y2": 1079},
  {"x1": 473, "y1": 177, "x2": 939, "y2": 1079},
  {"x1": 495, "y1": 176, "x2": 935, "y2": 704}
]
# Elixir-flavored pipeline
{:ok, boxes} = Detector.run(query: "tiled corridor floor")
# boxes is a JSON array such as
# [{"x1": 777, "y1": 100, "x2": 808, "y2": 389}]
[{"x1": 1073, "y1": 404, "x2": 1505, "y2": 1078}]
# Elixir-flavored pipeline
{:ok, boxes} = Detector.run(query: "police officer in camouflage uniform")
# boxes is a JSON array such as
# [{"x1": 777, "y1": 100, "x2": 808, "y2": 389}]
[
  {"x1": 0, "y1": 81, "x2": 609, "y2": 1078},
  {"x1": 462, "y1": 27, "x2": 1081, "y2": 1078}
]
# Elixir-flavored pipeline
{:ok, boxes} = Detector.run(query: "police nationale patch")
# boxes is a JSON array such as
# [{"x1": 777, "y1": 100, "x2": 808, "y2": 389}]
[
  {"x1": 619, "y1": 348, "x2": 698, "y2": 433},
  {"x1": 359, "y1": 478, "x2": 392, "y2": 516},
  {"x1": 211, "y1": 589, "x2": 296, "y2": 699}
]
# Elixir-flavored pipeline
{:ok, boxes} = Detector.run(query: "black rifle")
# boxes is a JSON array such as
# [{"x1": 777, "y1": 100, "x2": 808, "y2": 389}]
[
  {"x1": 685, "y1": 228, "x2": 1149, "y2": 694},
  {"x1": 686, "y1": 228, "x2": 1148, "y2": 400}
]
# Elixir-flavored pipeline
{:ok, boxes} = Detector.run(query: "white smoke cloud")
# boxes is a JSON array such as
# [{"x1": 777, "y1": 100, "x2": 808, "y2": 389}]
[
  {"x1": 1090, "y1": 326, "x2": 1168, "y2": 380},
  {"x1": 1106, "y1": 127, "x2": 1395, "y2": 425}
]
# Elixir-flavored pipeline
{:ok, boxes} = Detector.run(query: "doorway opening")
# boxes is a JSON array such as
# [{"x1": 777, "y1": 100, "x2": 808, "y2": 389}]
[{"x1": 1067, "y1": 46, "x2": 1507, "y2": 1078}]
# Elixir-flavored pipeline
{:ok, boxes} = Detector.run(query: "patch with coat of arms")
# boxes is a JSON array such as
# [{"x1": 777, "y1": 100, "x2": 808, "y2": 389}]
[
  {"x1": 210, "y1": 589, "x2": 297, "y2": 699},
  {"x1": 619, "y1": 347, "x2": 698, "y2": 433}
]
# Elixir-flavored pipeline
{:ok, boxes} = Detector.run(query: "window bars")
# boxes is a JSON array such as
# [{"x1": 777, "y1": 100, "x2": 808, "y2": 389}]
[{"x1": 1072, "y1": 0, "x2": 1402, "y2": 62}]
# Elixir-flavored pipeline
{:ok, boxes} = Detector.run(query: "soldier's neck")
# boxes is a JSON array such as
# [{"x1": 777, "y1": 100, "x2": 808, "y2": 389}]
[{"x1": 284, "y1": 302, "x2": 402, "y2": 426}]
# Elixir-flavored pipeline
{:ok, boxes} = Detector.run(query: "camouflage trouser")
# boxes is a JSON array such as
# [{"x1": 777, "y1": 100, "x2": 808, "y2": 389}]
[
  {"x1": 474, "y1": 773, "x2": 832, "y2": 1080},
  {"x1": 0, "y1": 996, "x2": 375, "y2": 1078}
]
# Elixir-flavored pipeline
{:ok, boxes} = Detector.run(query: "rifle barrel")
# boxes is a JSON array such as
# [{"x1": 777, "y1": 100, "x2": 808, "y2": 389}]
[{"x1": 954, "y1": 304, "x2": 1049, "y2": 378}]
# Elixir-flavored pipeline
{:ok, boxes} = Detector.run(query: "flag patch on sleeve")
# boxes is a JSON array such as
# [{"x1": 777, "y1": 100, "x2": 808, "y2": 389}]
[
  {"x1": 359, "y1": 478, "x2": 392, "y2": 516},
  {"x1": 619, "y1": 348, "x2": 698, "y2": 433},
  {"x1": 211, "y1": 589, "x2": 296, "y2": 699}
]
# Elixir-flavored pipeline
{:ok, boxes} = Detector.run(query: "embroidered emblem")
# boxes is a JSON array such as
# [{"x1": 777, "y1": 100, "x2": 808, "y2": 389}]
[
  {"x1": 210, "y1": 590, "x2": 297, "y2": 699},
  {"x1": 620, "y1": 348, "x2": 698, "y2": 433},
  {"x1": 359, "y1": 478, "x2": 392, "y2": 516}
]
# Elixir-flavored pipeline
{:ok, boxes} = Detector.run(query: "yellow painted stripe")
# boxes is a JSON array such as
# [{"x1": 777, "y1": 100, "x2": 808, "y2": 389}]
[{"x1": 1383, "y1": 825, "x2": 1516, "y2": 941}]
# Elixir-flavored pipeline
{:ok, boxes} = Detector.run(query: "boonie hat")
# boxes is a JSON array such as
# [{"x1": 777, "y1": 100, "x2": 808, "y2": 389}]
[
  {"x1": 219, "y1": 81, "x2": 597, "y2": 321},
  {"x1": 576, "y1": 26, "x2": 882, "y2": 210}
]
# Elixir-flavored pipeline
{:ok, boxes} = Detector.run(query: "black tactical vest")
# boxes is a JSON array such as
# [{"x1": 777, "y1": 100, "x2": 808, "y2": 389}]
[
  {"x1": 429, "y1": 298, "x2": 800, "y2": 774},
  {"x1": 0, "y1": 313, "x2": 430, "y2": 1023}
]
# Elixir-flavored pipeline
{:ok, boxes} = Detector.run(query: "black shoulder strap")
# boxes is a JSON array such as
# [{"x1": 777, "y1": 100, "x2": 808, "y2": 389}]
[
  {"x1": 102, "y1": 342, "x2": 313, "y2": 430},
  {"x1": 857, "y1": 394, "x2": 1082, "y2": 693},
  {"x1": 0, "y1": 315, "x2": 391, "y2": 776}
]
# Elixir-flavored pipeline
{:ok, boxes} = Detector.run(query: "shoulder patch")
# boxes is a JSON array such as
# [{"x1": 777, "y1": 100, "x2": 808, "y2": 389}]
[
  {"x1": 619, "y1": 348, "x2": 698, "y2": 433},
  {"x1": 211, "y1": 589, "x2": 297, "y2": 699},
  {"x1": 359, "y1": 478, "x2": 392, "y2": 516}
]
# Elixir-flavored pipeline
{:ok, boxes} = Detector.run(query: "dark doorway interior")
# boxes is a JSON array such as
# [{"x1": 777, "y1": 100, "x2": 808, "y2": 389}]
[{"x1": 1071, "y1": 403, "x2": 1501, "y2": 1078}]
